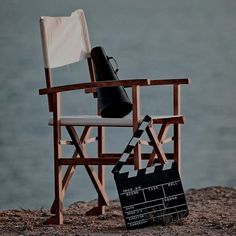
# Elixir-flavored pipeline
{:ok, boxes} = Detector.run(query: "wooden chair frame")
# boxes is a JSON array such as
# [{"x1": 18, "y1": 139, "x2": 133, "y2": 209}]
[
  {"x1": 39, "y1": 9, "x2": 190, "y2": 225},
  {"x1": 39, "y1": 58, "x2": 189, "y2": 224}
]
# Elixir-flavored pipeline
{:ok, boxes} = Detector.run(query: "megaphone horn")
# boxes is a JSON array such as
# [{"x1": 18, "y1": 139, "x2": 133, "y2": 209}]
[{"x1": 91, "y1": 47, "x2": 132, "y2": 118}]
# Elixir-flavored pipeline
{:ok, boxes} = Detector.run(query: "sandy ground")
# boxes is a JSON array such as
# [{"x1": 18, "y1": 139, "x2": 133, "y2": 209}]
[{"x1": 0, "y1": 186, "x2": 235, "y2": 236}]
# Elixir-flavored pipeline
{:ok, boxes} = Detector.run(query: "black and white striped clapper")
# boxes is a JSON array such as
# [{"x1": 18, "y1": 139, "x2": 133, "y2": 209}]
[{"x1": 112, "y1": 115, "x2": 189, "y2": 230}]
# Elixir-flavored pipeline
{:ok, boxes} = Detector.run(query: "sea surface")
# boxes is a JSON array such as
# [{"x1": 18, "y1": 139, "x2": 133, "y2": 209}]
[{"x1": 0, "y1": 0, "x2": 236, "y2": 210}]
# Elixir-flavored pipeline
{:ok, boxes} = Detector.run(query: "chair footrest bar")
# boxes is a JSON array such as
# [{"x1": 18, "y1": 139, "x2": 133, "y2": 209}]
[
  {"x1": 58, "y1": 153, "x2": 174, "y2": 165},
  {"x1": 102, "y1": 153, "x2": 174, "y2": 159}
]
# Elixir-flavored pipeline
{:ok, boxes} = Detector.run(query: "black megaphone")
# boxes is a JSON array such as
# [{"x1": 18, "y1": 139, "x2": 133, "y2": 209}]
[{"x1": 91, "y1": 47, "x2": 132, "y2": 118}]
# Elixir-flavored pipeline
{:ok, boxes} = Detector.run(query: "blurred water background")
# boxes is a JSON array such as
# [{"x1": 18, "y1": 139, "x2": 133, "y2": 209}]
[{"x1": 0, "y1": 0, "x2": 236, "y2": 210}]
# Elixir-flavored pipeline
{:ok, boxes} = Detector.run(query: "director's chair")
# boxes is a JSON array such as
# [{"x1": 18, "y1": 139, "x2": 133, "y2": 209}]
[{"x1": 39, "y1": 9, "x2": 190, "y2": 224}]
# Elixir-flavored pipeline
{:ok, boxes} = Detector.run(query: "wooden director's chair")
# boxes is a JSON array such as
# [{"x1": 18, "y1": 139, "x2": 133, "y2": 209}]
[{"x1": 39, "y1": 9, "x2": 190, "y2": 225}]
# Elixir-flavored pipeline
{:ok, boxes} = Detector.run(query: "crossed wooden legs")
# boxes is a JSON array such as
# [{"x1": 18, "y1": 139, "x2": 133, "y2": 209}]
[
  {"x1": 45, "y1": 125, "x2": 109, "y2": 224},
  {"x1": 45, "y1": 119, "x2": 180, "y2": 224},
  {"x1": 147, "y1": 121, "x2": 170, "y2": 167}
]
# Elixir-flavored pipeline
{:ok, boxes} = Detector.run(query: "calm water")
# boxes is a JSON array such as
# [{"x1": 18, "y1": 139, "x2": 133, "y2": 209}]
[{"x1": 0, "y1": 0, "x2": 236, "y2": 210}]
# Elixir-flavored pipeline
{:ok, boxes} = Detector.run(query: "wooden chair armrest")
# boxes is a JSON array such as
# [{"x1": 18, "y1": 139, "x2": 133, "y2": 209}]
[
  {"x1": 149, "y1": 78, "x2": 190, "y2": 86},
  {"x1": 39, "y1": 79, "x2": 150, "y2": 95},
  {"x1": 84, "y1": 78, "x2": 190, "y2": 94}
]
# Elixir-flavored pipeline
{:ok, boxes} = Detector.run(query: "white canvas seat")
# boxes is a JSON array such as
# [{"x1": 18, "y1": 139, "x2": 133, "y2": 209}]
[
  {"x1": 48, "y1": 115, "x2": 184, "y2": 127},
  {"x1": 39, "y1": 9, "x2": 190, "y2": 225}
]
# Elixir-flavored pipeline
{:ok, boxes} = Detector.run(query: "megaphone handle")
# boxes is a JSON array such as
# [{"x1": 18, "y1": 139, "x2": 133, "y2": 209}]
[{"x1": 107, "y1": 56, "x2": 119, "y2": 74}]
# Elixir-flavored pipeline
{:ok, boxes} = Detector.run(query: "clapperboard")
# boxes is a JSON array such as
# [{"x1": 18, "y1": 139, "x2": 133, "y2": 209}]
[{"x1": 112, "y1": 115, "x2": 188, "y2": 230}]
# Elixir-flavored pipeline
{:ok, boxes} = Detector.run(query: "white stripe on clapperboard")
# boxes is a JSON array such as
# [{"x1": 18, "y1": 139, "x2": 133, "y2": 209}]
[
  {"x1": 120, "y1": 152, "x2": 130, "y2": 162},
  {"x1": 145, "y1": 166, "x2": 156, "y2": 174},
  {"x1": 126, "y1": 161, "x2": 173, "y2": 177},
  {"x1": 162, "y1": 161, "x2": 172, "y2": 170},
  {"x1": 117, "y1": 114, "x2": 173, "y2": 175},
  {"x1": 117, "y1": 117, "x2": 149, "y2": 172},
  {"x1": 129, "y1": 137, "x2": 140, "y2": 147},
  {"x1": 138, "y1": 120, "x2": 149, "y2": 131}
]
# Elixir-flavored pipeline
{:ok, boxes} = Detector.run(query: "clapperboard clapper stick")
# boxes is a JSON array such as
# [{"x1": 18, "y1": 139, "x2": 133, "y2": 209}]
[{"x1": 112, "y1": 115, "x2": 189, "y2": 230}]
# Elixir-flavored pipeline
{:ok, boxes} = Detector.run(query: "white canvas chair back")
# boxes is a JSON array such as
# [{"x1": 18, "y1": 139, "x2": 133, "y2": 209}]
[{"x1": 40, "y1": 9, "x2": 91, "y2": 68}]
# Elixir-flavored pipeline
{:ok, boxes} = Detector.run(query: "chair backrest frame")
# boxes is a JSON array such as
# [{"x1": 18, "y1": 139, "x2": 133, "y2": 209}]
[{"x1": 40, "y1": 9, "x2": 96, "y2": 111}]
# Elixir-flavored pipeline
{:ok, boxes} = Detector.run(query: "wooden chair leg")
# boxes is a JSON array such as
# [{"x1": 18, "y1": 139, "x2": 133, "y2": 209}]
[
  {"x1": 44, "y1": 165, "x2": 63, "y2": 225},
  {"x1": 173, "y1": 84, "x2": 181, "y2": 173},
  {"x1": 50, "y1": 150, "x2": 78, "y2": 214},
  {"x1": 50, "y1": 126, "x2": 91, "y2": 214},
  {"x1": 174, "y1": 123, "x2": 181, "y2": 172},
  {"x1": 86, "y1": 126, "x2": 106, "y2": 216},
  {"x1": 66, "y1": 126, "x2": 109, "y2": 206},
  {"x1": 132, "y1": 85, "x2": 141, "y2": 170},
  {"x1": 97, "y1": 126, "x2": 105, "y2": 214},
  {"x1": 45, "y1": 93, "x2": 63, "y2": 225},
  {"x1": 85, "y1": 127, "x2": 108, "y2": 216}
]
